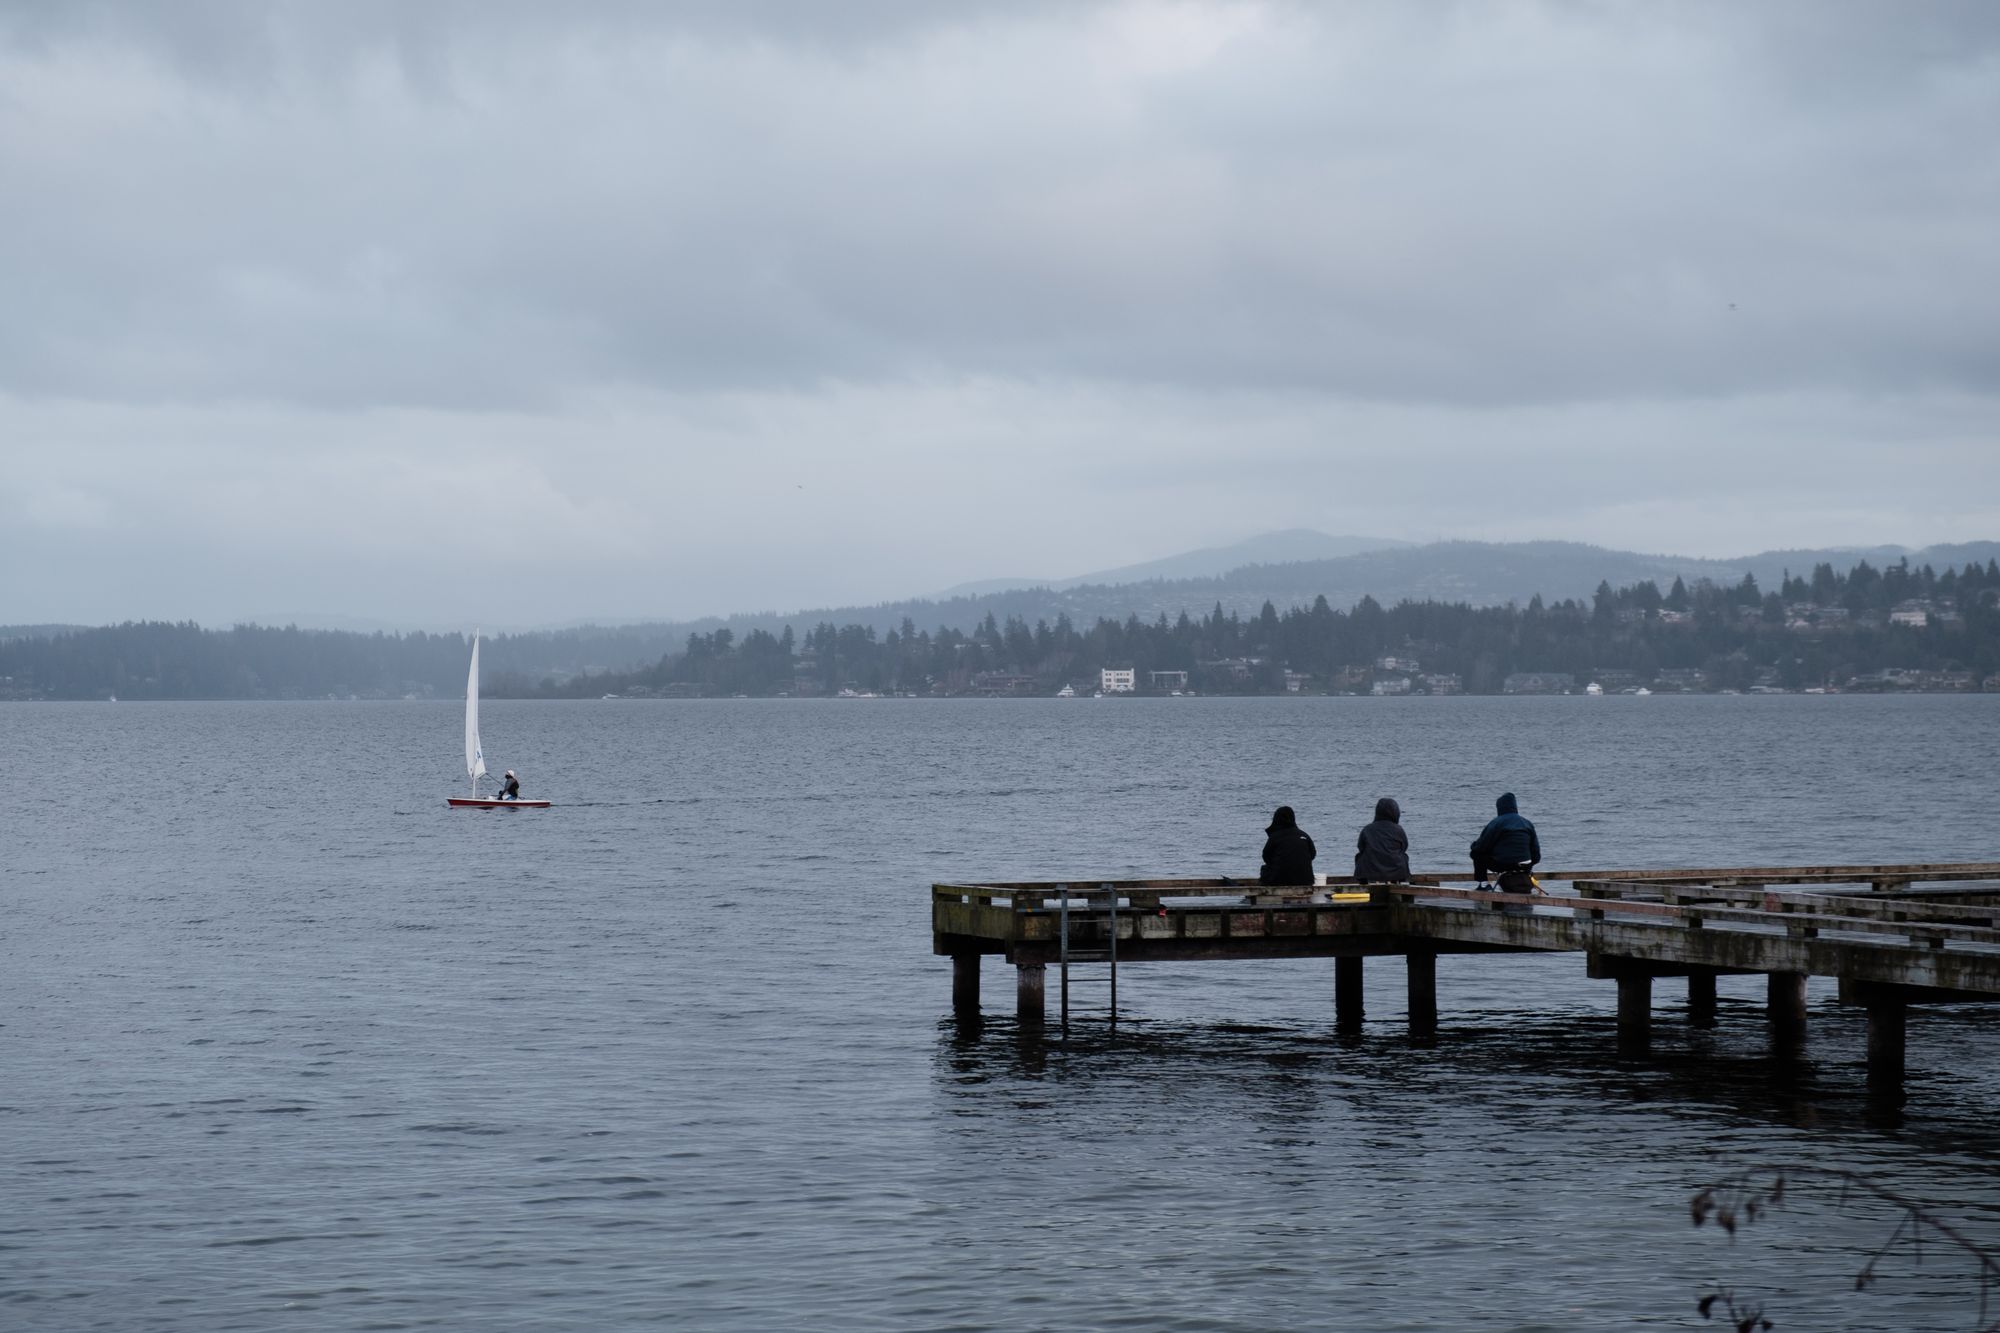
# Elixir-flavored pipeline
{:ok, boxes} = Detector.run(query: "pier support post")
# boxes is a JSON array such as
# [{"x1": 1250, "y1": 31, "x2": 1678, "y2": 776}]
[
  {"x1": 1767, "y1": 972, "x2": 1808, "y2": 1043},
  {"x1": 1406, "y1": 951, "x2": 1437, "y2": 1041},
  {"x1": 1866, "y1": 998, "x2": 1907, "y2": 1091},
  {"x1": 1688, "y1": 973, "x2": 1717, "y2": 1029},
  {"x1": 1617, "y1": 973, "x2": 1651, "y2": 1045},
  {"x1": 952, "y1": 954, "x2": 981, "y2": 1016},
  {"x1": 1016, "y1": 963, "x2": 1045, "y2": 1025},
  {"x1": 1335, "y1": 956, "x2": 1364, "y2": 1034}
]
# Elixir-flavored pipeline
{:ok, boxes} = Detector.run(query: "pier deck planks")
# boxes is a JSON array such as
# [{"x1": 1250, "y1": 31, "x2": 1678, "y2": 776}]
[{"x1": 935, "y1": 864, "x2": 2000, "y2": 995}]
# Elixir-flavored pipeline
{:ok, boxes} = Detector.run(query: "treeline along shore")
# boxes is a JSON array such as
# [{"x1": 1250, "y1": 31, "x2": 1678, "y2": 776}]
[{"x1": 5, "y1": 556, "x2": 1998, "y2": 701}]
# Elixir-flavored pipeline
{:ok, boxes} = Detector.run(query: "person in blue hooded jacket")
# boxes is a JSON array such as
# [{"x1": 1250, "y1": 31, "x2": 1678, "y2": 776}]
[{"x1": 1469, "y1": 792, "x2": 1540, "y2": 891}]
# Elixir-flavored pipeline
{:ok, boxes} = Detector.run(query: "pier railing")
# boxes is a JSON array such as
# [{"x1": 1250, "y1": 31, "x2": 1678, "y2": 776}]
[{"x1": 933, "y1": 864, "x2": 2000, "y2": 950}]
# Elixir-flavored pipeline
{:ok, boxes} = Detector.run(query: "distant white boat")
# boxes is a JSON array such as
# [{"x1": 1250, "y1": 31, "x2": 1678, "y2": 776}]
[
  {"x1": 1584, "y1": 681, "x2": 1604, "y2": 696},
  {"x1": 1634, "y1": 687, "x2": 1653, "y2": 696},
  {"x1": 1056, "y1": 684, "x2": 1076, "y2": 698}
]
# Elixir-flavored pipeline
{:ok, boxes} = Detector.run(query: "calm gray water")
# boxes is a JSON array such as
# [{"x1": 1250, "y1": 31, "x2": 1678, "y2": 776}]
[{"x1": 5, "y1": 695, "x2": 2000, "y2": 1330}]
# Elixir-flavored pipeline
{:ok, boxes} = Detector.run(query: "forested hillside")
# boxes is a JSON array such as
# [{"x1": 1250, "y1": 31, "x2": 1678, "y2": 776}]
[
  {"x1": 6, "y1": 556, "x2": 1993, "y2": 699},
  {"x1": 540, "y1": 557, "x2": 2000, "y2": 698}
]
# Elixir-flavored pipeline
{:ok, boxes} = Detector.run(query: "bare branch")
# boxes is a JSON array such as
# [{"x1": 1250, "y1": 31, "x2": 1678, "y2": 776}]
[{"x1": 1693, "y1": 1160, "x2": 2000, "y2": 1331}]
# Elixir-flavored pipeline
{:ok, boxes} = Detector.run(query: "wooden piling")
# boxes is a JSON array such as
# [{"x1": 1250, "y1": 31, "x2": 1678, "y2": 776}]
[
  {"x1": 1768, "y1": 971, "x2": 1808, "y2": 1042},
  {"x1": 1688, "y1": 973, "x2": 1718, "y2": 1029},
  {"x1": 1866, "y1": 998, "x2": 1907, "y2": 1089},
  {"x1": 1336, "y1": 955, "x2": 1364, "y2": 1033},
  {"x1": 1407, "y1": 950, "x2": 1438, "y2": 1040},
  {"x1": 952, "y1": 954, "x2": 981, "y2": 1015},
  {"x1": 1617, "y1": 973, "x2": 1651, "y2": 1044},
  {"x1": 1017, "y1": 962, "x2": 1045, "y2": 1024}
]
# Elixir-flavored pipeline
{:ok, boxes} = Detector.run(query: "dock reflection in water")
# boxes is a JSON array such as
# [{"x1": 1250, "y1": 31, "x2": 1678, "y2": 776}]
[{"x1": 932, "y1": 1000, "x2": 2000, "y2": 1329}]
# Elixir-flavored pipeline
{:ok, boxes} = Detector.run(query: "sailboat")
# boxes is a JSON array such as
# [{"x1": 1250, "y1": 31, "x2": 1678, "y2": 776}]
[{"x1": 446, "y1": 633, "x2": 551, "y2": 810}]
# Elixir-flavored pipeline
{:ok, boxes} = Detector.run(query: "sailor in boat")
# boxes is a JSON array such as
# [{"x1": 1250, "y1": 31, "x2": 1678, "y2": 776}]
[{"x1": 499, "y1": 770, "x2": 521, "y2": 801}]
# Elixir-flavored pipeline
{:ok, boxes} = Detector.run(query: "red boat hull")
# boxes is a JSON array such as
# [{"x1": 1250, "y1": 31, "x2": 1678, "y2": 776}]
[{"x1": 446, "y1": 797, "x2": 552, "y2": 809}]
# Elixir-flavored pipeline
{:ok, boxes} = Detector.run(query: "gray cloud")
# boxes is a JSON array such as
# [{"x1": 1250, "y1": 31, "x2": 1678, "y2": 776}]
[
  {"x1": 0, "y1": 1, "x2": 1995, "y2": 625},
  {"x1": 4, "y1": 1, "x2": 1997, "y2": 408},
  {"x1": 4, "y1": 383, "x2": 1994, "y2": 627}
]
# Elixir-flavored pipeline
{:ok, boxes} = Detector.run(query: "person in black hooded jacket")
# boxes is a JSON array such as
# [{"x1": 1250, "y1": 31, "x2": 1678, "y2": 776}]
[
  {"x1": 1354, "y1": 797, "x2": 1410, "y2": 882},
  {"x1": 1259, "y1": 806, "x2": 1316, "y2": 887},
  {"x1": 1470, "y1": 791, "x2": 1540, "y2": 889}
]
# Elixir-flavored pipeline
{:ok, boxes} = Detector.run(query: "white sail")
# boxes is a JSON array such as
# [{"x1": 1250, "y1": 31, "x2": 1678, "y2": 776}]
[{"x1": 465, "y1": 633, "x2": 487, "y2": 786}]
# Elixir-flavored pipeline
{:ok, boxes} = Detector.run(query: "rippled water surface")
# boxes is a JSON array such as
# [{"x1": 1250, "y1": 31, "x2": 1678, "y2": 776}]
[{"x1": 6, "y1": 695, "x2": 2000, "y2": 1329}]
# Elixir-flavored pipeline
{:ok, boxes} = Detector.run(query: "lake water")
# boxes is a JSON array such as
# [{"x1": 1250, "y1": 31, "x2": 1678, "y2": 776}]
[{"x1": 5, "y1": 695, "x2": 2000, "y2": 1330}]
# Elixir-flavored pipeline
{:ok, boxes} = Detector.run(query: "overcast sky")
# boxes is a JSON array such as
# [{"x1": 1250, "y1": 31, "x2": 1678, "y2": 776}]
[{"x1": 3, "y1": 1, "x2": 1996, "y2": 629}]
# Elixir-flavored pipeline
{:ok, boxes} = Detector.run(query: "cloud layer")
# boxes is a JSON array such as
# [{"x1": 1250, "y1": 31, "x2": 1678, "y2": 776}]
[{"x1": 2, "y1": 1, "x2": 1996, "y2": 625}]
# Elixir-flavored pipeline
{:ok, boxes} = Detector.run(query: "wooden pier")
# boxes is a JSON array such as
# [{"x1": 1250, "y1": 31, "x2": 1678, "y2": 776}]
[{"x1": 932, "y1": 863, "x2": 2000, "y2": 1092}]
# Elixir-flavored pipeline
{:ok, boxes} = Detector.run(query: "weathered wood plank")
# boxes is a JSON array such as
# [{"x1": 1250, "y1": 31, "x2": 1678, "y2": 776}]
[
  {"x1": 1399, "y1": 908, "x2": 2000, "y2": 994},
  {"x1": 933, "y1": 900, "x2": 1017, "y2": 938},
  {"x1": 1547, "y1": 863, "x2": 2000, "y2": 882},
  {"x1": 1712, "y1": 890, "x2": 2000, "y2": 930},
  {"x1": 938, "y1": 864, "x2": 2000, "y2": 895},
  {"x1": 1390, "y1": 885, "x2": 2000, "y2": 946}
]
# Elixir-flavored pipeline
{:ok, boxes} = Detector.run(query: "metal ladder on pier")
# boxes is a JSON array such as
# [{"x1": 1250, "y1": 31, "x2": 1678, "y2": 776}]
[{"x1": 1058, "y1": 882, "x2": 1118, "y2": 1032}]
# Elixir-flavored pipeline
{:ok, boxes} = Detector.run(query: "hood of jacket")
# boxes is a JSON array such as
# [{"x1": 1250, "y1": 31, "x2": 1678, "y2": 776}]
[
  {"x1": 1374, "y1": 797, "x2": 1400, "y2": 823},
  {"x1": 1267, "y1": 805, "x2": 1297, "y2": 834},
  {"x1": 1496, "y1": 792, "x2": 1519, "y2": 816}
]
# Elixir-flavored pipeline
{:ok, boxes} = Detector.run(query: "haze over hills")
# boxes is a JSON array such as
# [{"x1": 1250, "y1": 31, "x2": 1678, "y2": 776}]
[
  {"x1": 934, "y1": 530, "x2": 1411, "y2": 598},
  {"x1": 591, "y1": 536, "x2": 2000, "y2": 660},
  {"x1": 11, "y1": 537, "x2": 1996, "y2": 701},
  {"x1": 0, "y1": 625, "x2": 90, "y2": 642},
  {"x1": 7, "y1": 535, "x2": 1996, "y2": 683}
]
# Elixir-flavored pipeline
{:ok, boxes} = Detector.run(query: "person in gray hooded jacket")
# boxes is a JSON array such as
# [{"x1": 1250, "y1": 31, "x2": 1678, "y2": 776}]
[{"x1": 1354, "y1": 797, "x2": 1410, "y2": 882}]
